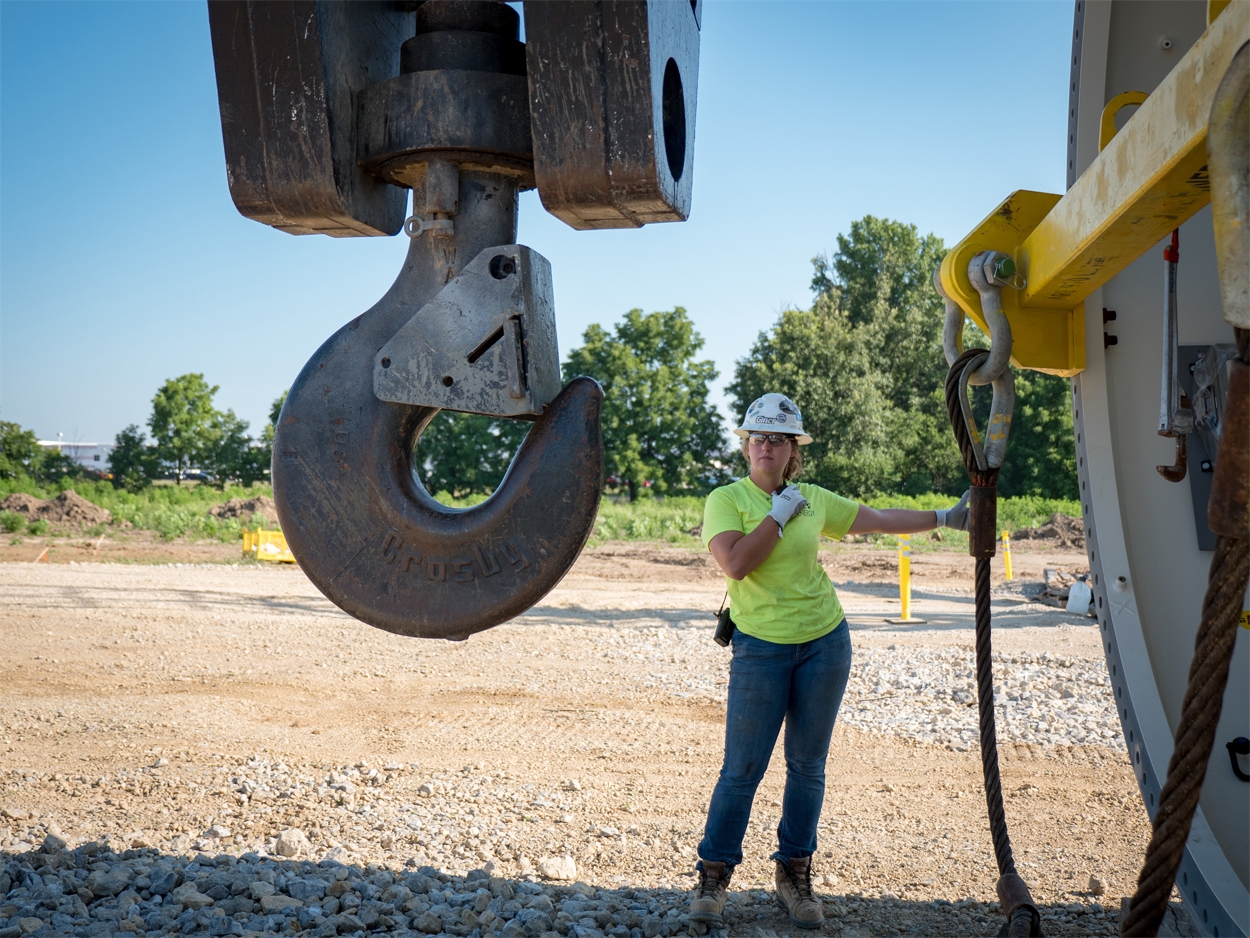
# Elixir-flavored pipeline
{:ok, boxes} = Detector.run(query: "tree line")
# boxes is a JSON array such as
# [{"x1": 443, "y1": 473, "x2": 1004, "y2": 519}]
[
  {"x1": 0, "y1": 377, "x2": 285, "y2": 491},
  {"x1": 107, "y1": 377, "x2": 287, "y2": 490},
  {"x1": 1, "y1": 215, "x2": 1077, "y2": 501}
]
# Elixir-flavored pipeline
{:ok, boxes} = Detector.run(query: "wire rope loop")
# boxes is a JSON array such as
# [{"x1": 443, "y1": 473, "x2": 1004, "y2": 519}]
[
  {"x1": 954, "y1": 352, "x2": 1016, "y2": 472},
  {"x1": 958, "y1": 352, "x2": 992, "y2": 472}
]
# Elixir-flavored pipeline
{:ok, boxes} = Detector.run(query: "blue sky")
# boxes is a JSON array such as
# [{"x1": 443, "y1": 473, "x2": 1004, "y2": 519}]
[{"x1": 1, "y1": 1, "x2": 1072, "y2": 444}]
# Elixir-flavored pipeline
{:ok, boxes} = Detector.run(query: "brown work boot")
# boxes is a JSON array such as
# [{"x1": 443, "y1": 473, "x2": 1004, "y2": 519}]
[
  {"x1": 689, "y1": 861, "x2": 733, "y2": 924},
  {"x1": 775, "y1": 856, "x2": 823, "y2": 929}
]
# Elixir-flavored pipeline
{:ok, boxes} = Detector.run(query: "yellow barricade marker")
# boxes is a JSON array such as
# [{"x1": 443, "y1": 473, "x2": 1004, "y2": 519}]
[
  {"x1": 1002, "y1": 530, "x2": 1014, "y2": 581},
  {"x1": 242, "y1": 527, "x2": 296, "y2": 564},
  {"x1": 885, "y1": 535, "x2": 926, "y2": 624}
]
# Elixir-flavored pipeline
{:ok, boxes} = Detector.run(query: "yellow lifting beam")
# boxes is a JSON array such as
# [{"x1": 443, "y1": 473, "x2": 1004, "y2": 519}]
[{"x1": 940, "y1": 1, "x2": 1249, "y2": 376}]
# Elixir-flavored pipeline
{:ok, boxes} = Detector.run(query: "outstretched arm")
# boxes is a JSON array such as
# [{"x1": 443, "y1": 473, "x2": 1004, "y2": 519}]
[
  {"x1": 848, "y1": 491, "x2": 970, "y2": 535},
  {"x1": 848, "y1": 505, "x2": 937, "y2": 535}
]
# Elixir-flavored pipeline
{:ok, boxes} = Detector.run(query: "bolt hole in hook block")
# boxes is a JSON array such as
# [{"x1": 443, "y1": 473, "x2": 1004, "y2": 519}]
[{"x1": 661, "y1": 57, "x2": 687, "y2": 181}]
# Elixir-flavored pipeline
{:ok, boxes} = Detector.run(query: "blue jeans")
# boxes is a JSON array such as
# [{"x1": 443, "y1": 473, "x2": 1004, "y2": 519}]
[{"x1": 697, "y1": 623, "x2": 853, "y2": 866}]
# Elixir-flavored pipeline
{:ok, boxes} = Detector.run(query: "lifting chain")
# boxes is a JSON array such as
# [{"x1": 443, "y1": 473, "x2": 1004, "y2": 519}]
[{"x1": 936, "y1": 253, "x2": 1041, "y2": 938}]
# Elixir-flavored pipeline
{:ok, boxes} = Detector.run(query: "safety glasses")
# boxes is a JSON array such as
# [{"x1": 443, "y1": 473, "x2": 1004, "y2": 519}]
[{"x1": 748, "y1": 433, "x2": 794, "y2": 446}]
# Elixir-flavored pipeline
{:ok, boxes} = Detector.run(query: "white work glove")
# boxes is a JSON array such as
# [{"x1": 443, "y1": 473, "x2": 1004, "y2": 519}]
[
  {"x1": 767, "y1": 484, "x2": 808, "y2": 536},
  {"x1": 935, "y1": 490, "x2": 971, "y2": 531}
]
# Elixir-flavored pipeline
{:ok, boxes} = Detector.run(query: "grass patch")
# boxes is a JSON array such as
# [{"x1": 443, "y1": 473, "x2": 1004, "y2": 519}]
[
  {"x1": 839, "y1": 493, "x2": 1081, "y2": 551},
  {"x1": 592, "y1": 496, "x2": 705, "y2": 547},
  {"x1": 0, "y1": 477, "x2": 272, "y2": 542}
]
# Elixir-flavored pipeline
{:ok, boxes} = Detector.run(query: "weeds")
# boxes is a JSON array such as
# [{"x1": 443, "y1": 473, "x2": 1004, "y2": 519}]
[{"x1": 0, "y1": 477, "x2": 268, "y2": 542}]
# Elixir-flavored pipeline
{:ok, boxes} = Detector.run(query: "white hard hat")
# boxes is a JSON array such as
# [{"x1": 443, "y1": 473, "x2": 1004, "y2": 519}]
[{"x1": 735, "y1": 393, "x2": 812, "y2": 445}]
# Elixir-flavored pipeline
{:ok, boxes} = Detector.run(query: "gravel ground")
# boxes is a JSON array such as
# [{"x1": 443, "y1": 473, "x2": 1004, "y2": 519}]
[{"x1": 0, "y1": 549, "x2": 1190, "y2": 937}]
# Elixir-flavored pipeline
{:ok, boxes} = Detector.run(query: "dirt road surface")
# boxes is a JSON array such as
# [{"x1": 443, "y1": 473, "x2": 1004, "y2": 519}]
[{"x1": 1, "y1": 543, "x2": 1169, "y2": 936}]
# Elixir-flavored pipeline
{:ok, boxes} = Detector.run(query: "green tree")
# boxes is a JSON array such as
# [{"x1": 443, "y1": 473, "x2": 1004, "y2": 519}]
[
  {"x1": 204, "y1": 409, "x2": 269, "y2": 487},
  {"x1": 0, "y1": 421, "x2": 45, "y2": 479},
  {"x1": 735, "y1": 215, "x2": 1077, "y2": 499},
  {"x1": 109, "y1": 424, "x2": 158, "y2": 491},
  {"x1": 262, "y1": 390, "x2": 288, "y2": 447},
  {"x1": 149, "y1": 374, "x2": 222, "y2": 482},
  {"x1": 563, "y1": 307, "x2": 728, "y2": 501},
  {"x1": 0, "y1": 421, "x2": 84, "y2": 482},
  {"x1": 416, "y1": 411, "x2": 530, "y2": 498},
  {"x1": 732, "y1": 218, "x2": 962, "y2": 497}
]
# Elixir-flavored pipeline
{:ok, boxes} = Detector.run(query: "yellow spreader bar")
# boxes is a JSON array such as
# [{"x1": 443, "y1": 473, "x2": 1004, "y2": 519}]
[{"x1": 940, "y1": 0, "x2": 1249, "y2": 376}]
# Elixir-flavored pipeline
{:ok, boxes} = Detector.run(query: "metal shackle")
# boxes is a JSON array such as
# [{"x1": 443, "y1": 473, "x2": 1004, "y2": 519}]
[
  {"x1": 965, "y1": 251, "x2": 1017, "y2": 386},
  {"x1": 935, "y1": 261, "x2": 1017, "y2": 471},
  {"x1": 934, "y1": 268, "x2": 965, "y2": 367}
]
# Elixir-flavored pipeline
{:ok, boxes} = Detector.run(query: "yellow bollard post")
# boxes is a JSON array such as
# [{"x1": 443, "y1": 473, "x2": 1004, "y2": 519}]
[
  {"x1": 885, "y1": 534, "x2": 926, "y2": 624},
  {"x1": 1002, "y1": 530, "x2": 1014, "y2": 581},
  {"x1": 900, "y1": 535, "x2": 912, "y2": 620}
]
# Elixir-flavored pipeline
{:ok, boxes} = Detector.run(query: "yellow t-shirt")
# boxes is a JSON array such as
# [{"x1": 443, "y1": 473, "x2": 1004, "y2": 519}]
[{"x1": 702, "y1": 478, "x2": 860, "y2": 644}]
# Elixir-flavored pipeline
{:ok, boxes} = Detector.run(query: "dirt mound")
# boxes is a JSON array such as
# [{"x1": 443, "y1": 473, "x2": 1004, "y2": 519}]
[
  {"x1": 0, "y1": 493, "x2": 45, "y2": 515},
  {"x1": 39, "y1": 491, "x2": 112, "y2": 527},
  {"x1": 2, "y1": 491, "x2": 112, "y2": 527},
  {"x1": 209, "y1": 495, "x2": 279, "y2": 524},
  {"x1": 1014, "y1": 512, "x2": 1085, "y2": 548}
]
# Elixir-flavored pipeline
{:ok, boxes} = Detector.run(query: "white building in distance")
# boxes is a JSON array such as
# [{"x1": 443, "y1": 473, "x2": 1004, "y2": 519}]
[{"x1": 38, "y1": 435, "x2": 114, "y2": 472}]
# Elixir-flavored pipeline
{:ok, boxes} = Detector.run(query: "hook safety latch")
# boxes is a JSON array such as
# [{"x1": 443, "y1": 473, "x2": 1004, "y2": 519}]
[{"x1": 374, "y1": 245, "x2": 560, "y2": 419}]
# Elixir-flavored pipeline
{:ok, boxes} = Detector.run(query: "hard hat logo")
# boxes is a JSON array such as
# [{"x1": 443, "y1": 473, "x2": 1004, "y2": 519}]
[{"x1": 735, "y1": 393, "x2": 813, "y2": 445}]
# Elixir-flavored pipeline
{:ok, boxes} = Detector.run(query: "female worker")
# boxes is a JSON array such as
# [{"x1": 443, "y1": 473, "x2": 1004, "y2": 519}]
[{"x1": 689, "y1": 393, "x2": 969, "y2": 930}]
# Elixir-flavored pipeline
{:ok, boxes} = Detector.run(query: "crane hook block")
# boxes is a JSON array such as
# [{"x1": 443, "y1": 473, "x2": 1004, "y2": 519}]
[{"x1": 272, "y1": 244, "x2": 604, "y2": 641}]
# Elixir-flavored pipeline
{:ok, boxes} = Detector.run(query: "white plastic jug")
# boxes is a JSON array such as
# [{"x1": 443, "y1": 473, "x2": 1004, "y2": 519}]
[{"x1": 1066, "y1": 580, "x2": 1093, "y2": 616}]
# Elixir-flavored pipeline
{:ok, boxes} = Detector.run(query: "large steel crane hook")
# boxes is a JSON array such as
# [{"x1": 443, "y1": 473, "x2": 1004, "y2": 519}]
[
  {"x1": 272, "y1": 173, "x2": 604, "y2": 640},
  {"x1": 208, "y1": 0, "x2": 701, "y2": 639}
]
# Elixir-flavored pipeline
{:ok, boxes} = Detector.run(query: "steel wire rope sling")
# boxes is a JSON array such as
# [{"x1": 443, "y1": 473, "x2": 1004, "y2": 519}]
[
  {"x1": 935, "y1": 253, "x2": 1042, "y2": 938},
  {"x1": 1121, "y1": 40, "x2": 1250, "y2": 938}
]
